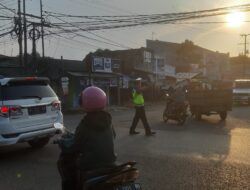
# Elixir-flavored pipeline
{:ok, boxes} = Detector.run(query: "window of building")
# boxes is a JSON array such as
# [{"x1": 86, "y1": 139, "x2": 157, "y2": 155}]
[{"x1": 144, "y1": 51, "x2": 152, "y2": 63}]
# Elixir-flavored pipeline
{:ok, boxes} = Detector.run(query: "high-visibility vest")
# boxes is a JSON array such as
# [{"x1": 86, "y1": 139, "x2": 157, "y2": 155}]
[{"x1": 132, "y1": 89, "x2": 144, "y2": 106}]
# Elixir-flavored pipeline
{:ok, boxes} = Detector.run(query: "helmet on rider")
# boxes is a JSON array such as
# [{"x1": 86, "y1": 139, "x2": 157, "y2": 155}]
[{"x1": 81, "y1": 86, "x2": 107, "y2": 112}]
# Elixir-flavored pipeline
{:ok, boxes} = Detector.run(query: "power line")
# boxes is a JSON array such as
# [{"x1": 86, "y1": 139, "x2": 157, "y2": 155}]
[
  {"x1": 45, "y1": 3, "x2": 250, "y2": 19},
  {"x1": 0, "y1": 28, "x2": 14, "y2": 38},
  {"x1": 1, "y1": 0, "x2": 16, "y2": 8},
  {"x1": 0, "y1": 26, "x2": 13, "y2": 32},
  {"x1": 0, "y1": 2, "x2": 16, "y2": 14},
  {"x1": 49, "y1": 24, "x2": 128, "y2": 49},
  {"x1": 2, "y1": 2, "x2": 250, "y2": 59},
  {"x1": 45, "y1": 30, "x2": 101, "y2": 49},
  {"x1": 49, "y1": 14, "x2": 131, "y2": 49},
  {"x1": 0, "y1": 15, "x2": 13, "y2": 19},
  {"x1": 44, "y1": 4, "x2": 250, "y2": 31}
]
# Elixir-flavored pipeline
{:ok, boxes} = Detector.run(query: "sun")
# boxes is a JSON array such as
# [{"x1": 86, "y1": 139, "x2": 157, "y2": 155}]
[{"x1": 226, "y1": 11, "x2": 245, "y2": 27}]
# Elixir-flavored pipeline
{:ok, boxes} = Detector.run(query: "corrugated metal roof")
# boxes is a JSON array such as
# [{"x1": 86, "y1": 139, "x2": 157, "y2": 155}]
[
  {"x1": 67, "y1": 71, "x2": 122, "y2": 78},
  {"x1": 176, "y1": 72, "x2": 201, "y2": 80}
]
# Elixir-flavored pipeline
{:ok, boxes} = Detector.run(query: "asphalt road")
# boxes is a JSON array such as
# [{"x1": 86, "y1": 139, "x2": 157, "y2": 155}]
[{"x1": 1, "y1": 103, "x2": 250, "y2": 190}]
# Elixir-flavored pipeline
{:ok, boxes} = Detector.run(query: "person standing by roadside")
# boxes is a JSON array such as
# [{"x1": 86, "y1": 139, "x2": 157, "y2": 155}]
[{"x1": 129, "y1": 78, "x2": 156, "y2": 136}]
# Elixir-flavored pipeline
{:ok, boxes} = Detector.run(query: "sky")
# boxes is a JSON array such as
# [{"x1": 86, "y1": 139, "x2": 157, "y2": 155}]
[{"x1": 1, "y1": 0, "x2": 250, "y2": 60}]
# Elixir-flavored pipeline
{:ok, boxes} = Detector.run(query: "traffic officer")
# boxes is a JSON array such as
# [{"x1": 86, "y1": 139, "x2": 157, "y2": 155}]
[{"x1": 129, "y1": 78, "x2": 156, "y2": 136}]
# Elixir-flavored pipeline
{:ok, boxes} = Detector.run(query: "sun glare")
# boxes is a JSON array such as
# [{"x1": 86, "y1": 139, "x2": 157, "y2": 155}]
[{"x1": 226, "y1": 11, "x2": 245, "y2": 27}]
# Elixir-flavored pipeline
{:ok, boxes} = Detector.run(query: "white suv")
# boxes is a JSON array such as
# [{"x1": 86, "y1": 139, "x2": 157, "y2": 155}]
[{"x1": 0, "y1": 77, "x2": 64, "y2": 148}]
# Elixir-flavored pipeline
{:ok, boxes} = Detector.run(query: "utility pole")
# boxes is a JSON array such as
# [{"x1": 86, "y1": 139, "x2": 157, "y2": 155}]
[
  {"x1": 40, "y1": 0, "x2": 45, "y2": 58},
  {"x1": 17, "y1": 0, "x2": 23, "y2": 67},
  {"x1": 240, "y1": 34, "x2": 250, "y2": 78},
  {"x1": 240, "y1": 34, "x2": 250, "y2": 56},
  {"x1": 32, "y1": 23, "x2": 37, "y2": 64},
  {"x1": 23, "y1": 0, "x2": 28, "y2": 66}
]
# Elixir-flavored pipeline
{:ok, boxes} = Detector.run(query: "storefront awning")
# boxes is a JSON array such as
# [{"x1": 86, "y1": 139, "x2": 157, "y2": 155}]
[{"x1": 67, "y1": 71, "x2": 122, "y2": 78}]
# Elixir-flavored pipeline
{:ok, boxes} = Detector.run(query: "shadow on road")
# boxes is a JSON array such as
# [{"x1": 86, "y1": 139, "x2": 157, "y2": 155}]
[
  {"x1": 229, "y1": 106, "x2": 250, "y2": 126},
  {"x1": 0, "y1": 144, "x2": 40, "y2": 160},
  {"x1": 0, "y1": 143, "x2": 60, "y2": 190},
  {"x1": 157, "y1": 114, "x2": 229, "y2": 134},
  {"x1": 148, "y1": 114, "x2": 232, "y2": 165},
  {"x1": 0, "y1": 141, "x2": 58, "y2": 161}
]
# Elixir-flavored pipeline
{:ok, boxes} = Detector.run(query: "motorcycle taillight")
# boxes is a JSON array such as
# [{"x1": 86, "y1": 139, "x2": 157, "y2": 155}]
[{"x1": 106, "y1": 169, "x2": 139, "y2": 184}]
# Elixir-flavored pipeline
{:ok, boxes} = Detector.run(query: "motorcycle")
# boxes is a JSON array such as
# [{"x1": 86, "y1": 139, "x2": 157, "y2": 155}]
[
  {"x1": 54, "y1": 127, "x2": 142, "y2": 190},
  {"x1": 162, "y1": 93, "x2": 188, "y2": 125}
]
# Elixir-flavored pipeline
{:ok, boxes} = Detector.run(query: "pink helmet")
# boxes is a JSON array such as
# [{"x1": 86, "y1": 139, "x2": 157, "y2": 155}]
[{"x1": 81, "y1": 86, "x2": 107, "y2": 112}]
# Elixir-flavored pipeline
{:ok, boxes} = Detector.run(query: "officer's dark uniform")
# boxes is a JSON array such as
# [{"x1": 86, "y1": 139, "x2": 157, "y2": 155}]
[{"x1": 129, "y1": 87, "x2": 154, "y2": 135}]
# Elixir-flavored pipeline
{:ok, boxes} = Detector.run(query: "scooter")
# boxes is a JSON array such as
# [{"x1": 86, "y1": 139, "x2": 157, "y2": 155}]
[
  {"x1": 162, "y1": 93, "x2": 188, "y2": 125},
  {"x1": 54, "y1": 126, "x2": 142, "y2": 190}
]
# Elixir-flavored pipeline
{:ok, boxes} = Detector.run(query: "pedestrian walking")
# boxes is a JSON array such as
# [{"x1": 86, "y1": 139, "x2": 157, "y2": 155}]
[{"x1": 129, "y1": 78, "x2": 156, "y2": 136}]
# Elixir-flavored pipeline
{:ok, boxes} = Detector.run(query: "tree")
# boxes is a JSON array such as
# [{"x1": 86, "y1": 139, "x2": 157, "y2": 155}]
[{"x1": 176, "y1": 40, "x2": 202, "y2": 72}]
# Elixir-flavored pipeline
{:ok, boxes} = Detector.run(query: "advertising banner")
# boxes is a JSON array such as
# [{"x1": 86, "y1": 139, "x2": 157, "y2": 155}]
[
  {"x1": 92, "y1": 57, "x2": 104, "y2": 72},
  {"x1": 92, "y1": 57, "x2": 112, "y2": 73}
]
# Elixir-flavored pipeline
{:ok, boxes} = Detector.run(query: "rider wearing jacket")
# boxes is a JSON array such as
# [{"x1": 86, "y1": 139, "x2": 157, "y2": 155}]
[
  {"x1": 58, "y1": 86, "x2": 116, "y2": 190},
  {"x1": 166, "y1": 86, "x2": 186, "y2": 113},
  {"x1": 74, "y1": 110, "x2": 116, "y2": 170}
]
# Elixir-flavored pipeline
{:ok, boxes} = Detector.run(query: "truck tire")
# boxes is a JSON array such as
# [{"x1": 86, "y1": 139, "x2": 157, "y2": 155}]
[
  {"x1": 220, "y1": 112, "x2": 227, "y2": 120},
  {"x1": 28, "y1": 137, "x2": 50, "y2": 148},
  {"x1": 178, "y1": 114, "x2": 186, "y2": 125},
  {"x1": 163, "y1": 109, "x2": 168, "y2": 122},
  {"x1": 195, "y1": 113, "x2": 201, "y2": 120}
]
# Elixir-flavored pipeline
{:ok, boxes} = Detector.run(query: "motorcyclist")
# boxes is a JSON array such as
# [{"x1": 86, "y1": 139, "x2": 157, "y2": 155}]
[
  {"x1": 167, "y1": 86, "x2": 175, "y2": 98},
  {"x1": 166, "y1": 85, "x2": 186, "y2": 114},
  {"x1": 57, "y1": 86, "x2": 117, "y2": 190},
  {"x1": 164, "y1": 86, "x2": 173, "y2": 110},
  {"x1": 173, "y1": 86, "x2": 187, "y2": 112}
]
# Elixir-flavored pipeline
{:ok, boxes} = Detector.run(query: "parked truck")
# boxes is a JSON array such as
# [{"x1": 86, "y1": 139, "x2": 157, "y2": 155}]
[{"x1": 188, "y1": 80, "x2": 232, "y2": 120}]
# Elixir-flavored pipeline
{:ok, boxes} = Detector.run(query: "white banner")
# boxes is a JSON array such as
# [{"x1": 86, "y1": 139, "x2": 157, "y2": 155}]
[{"x1": 92, "y1": 57, "x2": 112, "y2": 73}]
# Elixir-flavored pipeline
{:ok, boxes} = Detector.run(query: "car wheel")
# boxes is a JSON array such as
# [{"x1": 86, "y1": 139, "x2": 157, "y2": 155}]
[
  {"x1": 178, "y1": 114, "x2": 186, "y2": 125},
  {"x1": 219, "y1": 112, "x2": 227, "y2": 120},
  {"x1": 28, "y1": 137, "x2": 50, "y2": 148},
  {"x1": 195, "y1": 113, "x2": 201, "y2": 120}
]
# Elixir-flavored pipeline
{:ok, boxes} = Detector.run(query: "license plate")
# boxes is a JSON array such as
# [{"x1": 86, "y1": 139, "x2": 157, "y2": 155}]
[
  {"x1": 114, "y1": 183, "x2": 142, "y2": 190},
  {"x1": 28, "y1": 105, "x2": 46, "y2": 115}
]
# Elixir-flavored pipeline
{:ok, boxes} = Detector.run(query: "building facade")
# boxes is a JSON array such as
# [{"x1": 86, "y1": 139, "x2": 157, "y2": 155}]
[{"x1": 146, "y1": 39, "x2": 230, "y2": 81}]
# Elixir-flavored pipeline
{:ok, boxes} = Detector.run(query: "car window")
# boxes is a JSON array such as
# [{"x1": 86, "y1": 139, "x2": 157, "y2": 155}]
[{"x1": 0, "y1": 81, "x2": 57, "y2": 101}]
